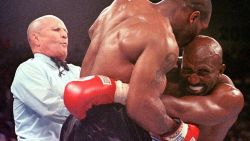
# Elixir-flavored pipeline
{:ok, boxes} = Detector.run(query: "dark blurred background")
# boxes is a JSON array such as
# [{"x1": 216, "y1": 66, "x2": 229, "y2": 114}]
[{"x1": 0, "y1": 0, "x2": 249, "y2": 140}]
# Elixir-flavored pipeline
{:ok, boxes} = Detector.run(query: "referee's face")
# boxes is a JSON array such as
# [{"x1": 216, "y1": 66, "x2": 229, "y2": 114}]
[{"x1": 38, "y1": 17, "x2": 68, "y2": 61}]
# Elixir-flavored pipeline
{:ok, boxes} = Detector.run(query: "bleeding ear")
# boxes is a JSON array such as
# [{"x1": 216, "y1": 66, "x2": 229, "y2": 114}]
[{"x1": 189, "y1": 11, "x2": 200, "y2": 23}]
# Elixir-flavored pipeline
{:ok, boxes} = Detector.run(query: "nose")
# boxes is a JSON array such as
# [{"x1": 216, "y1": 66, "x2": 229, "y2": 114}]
[
  {"x1": 187, "y1": 73, "x2": 200, "y2": 85},
  {"x1": 61, "y1": 31, "x2": 68, "y2": 39}
]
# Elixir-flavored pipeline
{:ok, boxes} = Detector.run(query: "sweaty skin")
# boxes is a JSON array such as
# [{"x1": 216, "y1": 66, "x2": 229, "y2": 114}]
[
  {"x1": 81, "y1": 0, "x2": 178, "y2": 134},
  {"x1": 162, "y1": 35, "x2": 244, "y2": 141},
  {"x1": 81, "y1": 0, "x2": 211, "y2": 135}
]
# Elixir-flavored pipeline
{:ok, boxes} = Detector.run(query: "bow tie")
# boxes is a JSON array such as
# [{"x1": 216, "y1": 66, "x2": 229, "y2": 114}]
[{"x1": 50, "y1": 57, "x2": 69, "y2": 77}]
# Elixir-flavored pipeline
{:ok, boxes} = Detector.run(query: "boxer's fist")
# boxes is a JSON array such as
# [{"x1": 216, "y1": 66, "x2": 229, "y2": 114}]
[
  {"x1": 64, "y1": 75, "x2": 128, "y2": 120},
  {"x1": 161, "y1": 120, "x2": 199, "y2": 141}
]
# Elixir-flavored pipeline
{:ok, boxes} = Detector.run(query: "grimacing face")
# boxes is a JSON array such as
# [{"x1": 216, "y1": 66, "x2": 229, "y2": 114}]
[
  {"x1": 38, "y1": 17, "x2": 68, "y2": 60},
  {"x1": 180, "y1": 54, "x2": 221, "y2": 96}
]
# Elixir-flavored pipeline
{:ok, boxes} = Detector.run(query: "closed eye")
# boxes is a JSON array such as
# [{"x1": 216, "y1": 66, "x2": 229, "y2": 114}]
[
  {"x1": 197, "y1": 69, "x2": 210, "y2": 76},
  {"x1": 181, "y1": 68, "x2": 193, "y2": 74},
  {"x1": 53, "y1": 28, "x2": 60, "y2": 31}
]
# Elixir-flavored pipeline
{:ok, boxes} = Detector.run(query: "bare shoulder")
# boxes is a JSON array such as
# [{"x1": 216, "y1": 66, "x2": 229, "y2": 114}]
[
  {"x1": 216, "y1": 83, "x2": 243, "y2": 99},
  {"x1": 219, "y1": 74, "x2": 234, "y2": 86},
  {"x1": 213, "y1": 83, "x2": 244, "y2": 113},
  {"x1": 118, "y1": 19, "x2": 177, "y2": 61},
  {"x1": 119, "y1": 15, "x2": 175, "y2": 48}
]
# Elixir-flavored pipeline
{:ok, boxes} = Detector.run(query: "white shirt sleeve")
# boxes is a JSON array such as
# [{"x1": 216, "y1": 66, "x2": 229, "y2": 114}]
[{"x1": 11, "y1": 61, "x2": 69, "y2": 123}]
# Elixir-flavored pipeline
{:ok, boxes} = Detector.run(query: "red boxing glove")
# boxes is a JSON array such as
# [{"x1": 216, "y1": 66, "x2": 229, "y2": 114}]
[
  {"x1": 160, "y1": 120, "x2": 200, "y2": 141},
  {"x1": 64, "y1": 75, "x2": 128, "y2": 120}
]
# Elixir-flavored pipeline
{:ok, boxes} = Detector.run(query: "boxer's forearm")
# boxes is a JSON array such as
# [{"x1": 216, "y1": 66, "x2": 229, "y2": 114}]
[
  {"x1": 126, "y1": 95, "x2": 177, "y2": 135},
  {"x1": 161, "y1": 95, "x2": 231, "y2": 126}
]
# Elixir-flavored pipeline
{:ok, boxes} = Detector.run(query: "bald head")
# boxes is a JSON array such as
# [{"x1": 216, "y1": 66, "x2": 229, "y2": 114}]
[
  {"x1": 26, "y1": 15, "x2": 68, "y2": 60},
  {"x1": 181, "y1": 35, "x2": 225, "y2": 96},
  {"x1": 27, "y1": 15, "x2": 65, "y2": 43},
  {"x1": 184, "y1": 35, "x2": 223, "y2": 65}
]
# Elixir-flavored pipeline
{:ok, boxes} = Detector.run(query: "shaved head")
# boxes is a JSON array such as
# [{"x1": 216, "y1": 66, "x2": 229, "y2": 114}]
[
  {"x1": 156, "y1": 0, "x2": 212, "y2": 47},
  {"x1": 27, "y1": 15, "x2": 64, "y2": 41},
  {"x1": 161, "y1": 0, "x2": 212, "y2": 22},
  {"x1": 181, "y1": 35, "x2": 225, "y2": 96},
  {"x1": 185, "y1": 0, "x2": 212, "y2": 22},
  {"x1": 26, "y1": 15, "x2": 68, "y2": 60},
  {"x1": 184, "y1": 35, "x2": 223, "y2": 65}
]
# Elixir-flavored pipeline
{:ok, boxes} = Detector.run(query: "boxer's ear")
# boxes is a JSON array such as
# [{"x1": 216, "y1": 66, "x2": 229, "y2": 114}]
[
  {"x1": 189, "y1": 11, "x2": 200, "y2": 24},
  {"x1": 219, "y1": 64, "x2": 226, "y2": 74}
]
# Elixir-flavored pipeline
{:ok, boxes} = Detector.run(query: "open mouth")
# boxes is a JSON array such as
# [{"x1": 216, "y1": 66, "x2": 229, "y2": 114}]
[
  {"x1": 187, "y1": 85, "x2": 204, "y2": 94},
  {"x1": 60, "y1": 43, "x2": 68, "y2": 47}
]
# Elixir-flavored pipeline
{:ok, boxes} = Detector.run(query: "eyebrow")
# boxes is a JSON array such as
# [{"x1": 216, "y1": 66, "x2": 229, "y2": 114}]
[{"x1": 51, "y1": 27, "x2": 68, "y2": 33}]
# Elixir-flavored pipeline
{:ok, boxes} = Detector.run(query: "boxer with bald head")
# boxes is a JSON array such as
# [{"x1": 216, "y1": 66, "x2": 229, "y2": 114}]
[
  {"x1": 161, "y1": 35, "x2": 244, "y2": 141},
  {"x1": 61, "y1": 0, "x2": 212, "y2": 140}
]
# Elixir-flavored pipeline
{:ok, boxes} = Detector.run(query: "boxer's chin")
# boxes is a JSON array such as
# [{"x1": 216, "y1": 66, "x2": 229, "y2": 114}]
[{"x1": 186, "y1": 85, "x2": 206, "y2": 95}]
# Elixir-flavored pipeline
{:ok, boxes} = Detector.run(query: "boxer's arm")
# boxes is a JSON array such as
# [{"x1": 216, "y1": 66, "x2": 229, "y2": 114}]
[
  {"x1": 125, "y1": 25, "x2": 179, "y2": 135},
  {"x1": 81, "y1": 7, "x2": 111, "y2": 77},
  {"x1": 161, "y1": 84, "x2": 244, "y2": 126}
]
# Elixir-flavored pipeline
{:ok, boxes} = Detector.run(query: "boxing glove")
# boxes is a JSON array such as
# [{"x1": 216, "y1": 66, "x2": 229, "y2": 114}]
[
  {"x1": 64, "y1": 75, "x2": 128, "y2": 120},
  {"x1": 160, "y1": 119, "x2": 200, "y2": 141}
]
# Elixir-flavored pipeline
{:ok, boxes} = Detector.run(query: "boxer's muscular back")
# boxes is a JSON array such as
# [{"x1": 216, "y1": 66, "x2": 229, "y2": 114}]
[{"x1": 81, "y1": 0, "x2": 177, "y2": 84}]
